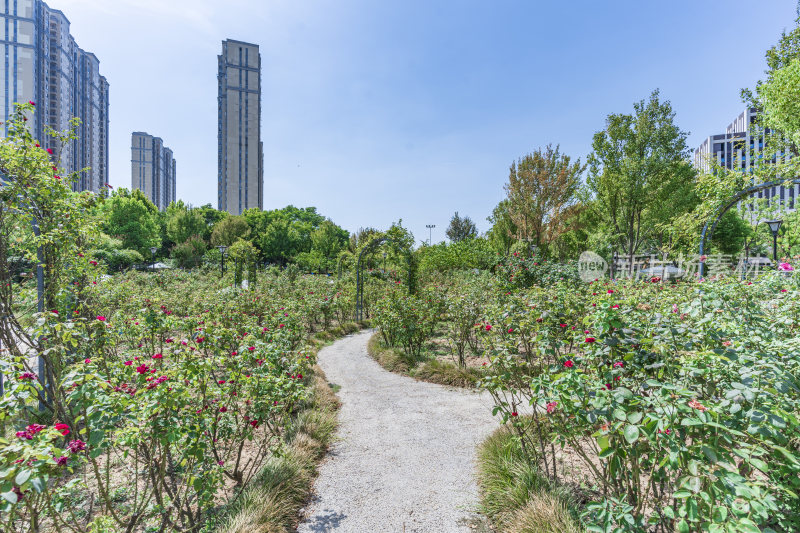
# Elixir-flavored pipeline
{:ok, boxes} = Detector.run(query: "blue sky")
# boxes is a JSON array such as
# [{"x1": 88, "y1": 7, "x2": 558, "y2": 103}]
[{"x1": 58, "y1": 0, "x2": 798, "y2": 244}]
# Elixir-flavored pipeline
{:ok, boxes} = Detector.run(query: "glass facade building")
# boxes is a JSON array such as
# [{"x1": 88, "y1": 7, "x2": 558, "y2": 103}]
[
  {"x1": 218, "y1": 39, "x2": 263, "y2": 215},
  {"x1": 131, "y1": 132, "x2": 176, "y2": 211},
  {"x1": 694, "y1": 108, "x2": 797, "y2": 211},
  {"x1": 0, "y1": 0, "x2": 109, "y2": 193}
]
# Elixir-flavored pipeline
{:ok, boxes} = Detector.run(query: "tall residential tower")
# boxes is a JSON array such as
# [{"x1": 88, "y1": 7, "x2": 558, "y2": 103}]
[
  {"x1": 217, "y1": 39, "x2": 263, "y2": 215},
  {"x1": 131, "y1": 132, "x2": 176, "y2": 211},
  {"x1": 0, "y1": 0, "x2": 110, "y2": 192}
]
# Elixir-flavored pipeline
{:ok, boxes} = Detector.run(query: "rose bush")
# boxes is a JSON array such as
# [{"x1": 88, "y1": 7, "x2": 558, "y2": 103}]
[
  {"x1": 0, "y1": 265, "x2": 387, "y2": 532},
  {"x1": 479, "y1": 272, "x2": 800, "y2": 532}
]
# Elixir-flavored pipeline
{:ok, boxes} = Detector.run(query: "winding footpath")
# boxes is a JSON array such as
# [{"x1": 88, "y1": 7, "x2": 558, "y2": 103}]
[{"x1": 298, "y1": 330, "x2": 499, "y2": 533}]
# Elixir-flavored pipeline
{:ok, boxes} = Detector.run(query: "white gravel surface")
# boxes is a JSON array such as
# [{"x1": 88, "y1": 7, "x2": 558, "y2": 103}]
[{"x1": 298, "y1": 330, "x2": 499, "y2": 533}]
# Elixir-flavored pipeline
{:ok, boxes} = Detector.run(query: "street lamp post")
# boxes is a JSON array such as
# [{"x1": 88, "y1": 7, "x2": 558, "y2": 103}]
[
  {"x1": 217, "y1": 245, "x2": 228, "y2": 277},
  {"x1": 150, "y1": 247, "x2": 157, "y2": 273},
  {"x1": 383, "y1": 251, "x2": 387, "y2": 274},
  {"x1": 764, "y1": 219, "x2": 783, "y2": 265},
  {"x1": 425, "y1": 224, "x2": 435, "y2": 246}
]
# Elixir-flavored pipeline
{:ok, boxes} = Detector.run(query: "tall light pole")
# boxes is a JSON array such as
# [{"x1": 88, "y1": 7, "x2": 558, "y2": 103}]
[
  {"x1": 765, "y1": 219, "x2": 783, "y2": 265},
  {"x1": 426, "y1": 224, "x2": 435, "y2": 246},
  {"x1": 150, "y1": 247, "x2": 157, "y2": 273}
]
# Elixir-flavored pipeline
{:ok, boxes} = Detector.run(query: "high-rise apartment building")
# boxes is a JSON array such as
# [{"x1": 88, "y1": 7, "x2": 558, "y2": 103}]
[
  {"x1": 0, "y1": 0, "x2": 110, "y2": 193},
  {"x1": 694, "y1": 108, "x2": 797, "y2": 210},
  {"x1": 131, "y1": 132, "x2": 176, "y2": 211},
  {"x1": 218, "y1": 39, "x2": 263, "y2": 215}
]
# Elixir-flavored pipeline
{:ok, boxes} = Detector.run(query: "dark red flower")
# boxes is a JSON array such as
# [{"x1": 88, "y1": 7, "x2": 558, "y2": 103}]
[{"x1": 67, "y1": 440, "x2": 86, "y2": 453}]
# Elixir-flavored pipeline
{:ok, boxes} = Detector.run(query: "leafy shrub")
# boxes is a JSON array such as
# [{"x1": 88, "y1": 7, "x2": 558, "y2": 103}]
[
  {"x1": 418, "y1": 238, "x2": 496, "y2": 277},
  {"x1": 495, "y1": 253, "x2": 581, "y2": 289},
  {"x1": 171, "y1": 235, "x2": 207, "y2": 268},
  {"x1": 481, "y1": 273, "x2": 800, "y2": 532},
  {"x1": 373, "y1": 286, "x2": 443, "y2": 360}
]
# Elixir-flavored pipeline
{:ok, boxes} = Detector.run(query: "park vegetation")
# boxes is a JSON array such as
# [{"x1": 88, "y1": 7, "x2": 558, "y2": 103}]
[{"x1": 3, "y1": 7, "x2": 800, "y2": 533}]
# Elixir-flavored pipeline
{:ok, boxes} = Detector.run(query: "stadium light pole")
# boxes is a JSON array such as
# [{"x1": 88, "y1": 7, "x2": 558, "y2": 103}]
[{"x1": 426, "y1": 224, "x2": 435, "y2": 246}]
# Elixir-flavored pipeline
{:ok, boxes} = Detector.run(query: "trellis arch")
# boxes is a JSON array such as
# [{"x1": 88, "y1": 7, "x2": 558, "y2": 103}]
[
  {"x1": 698, "y1": 178, "x2": 800, "y2": 276},
  {"x1": 355, "y1": 237, "x2": 390, "y2": 321}
]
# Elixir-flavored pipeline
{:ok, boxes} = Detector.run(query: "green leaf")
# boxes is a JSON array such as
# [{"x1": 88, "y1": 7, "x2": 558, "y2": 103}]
[
  {"x1": 613, "y1": 408, "x2": 626, "y2": 421},
  {"x1": 736, "y1": 518, "x2": 762, "y2": 533},
  {"x1": 627, "y1": 411, "x2": 643, "y2": 424},
  {"x1": 615, "y1": 387, "x2": 633, "y2": 400},
  {"x1": 1, "y1": 491, "x2": 17, "y2": 505},
  {"x1": 14, "y1": 470, "x2": 31, "y2": 486},
  {"x1": 623, "y1": 424, "x2": 640, "y2": 444},
  {"x1": 702, "y1": 445, "x2": 718, "y2": 464},
  {"x1": 30, "y1": 477, "x2": 45, "y2": 493},
  {"x1": 677, "y1": 519, "x2": 689, "y2": 533}
]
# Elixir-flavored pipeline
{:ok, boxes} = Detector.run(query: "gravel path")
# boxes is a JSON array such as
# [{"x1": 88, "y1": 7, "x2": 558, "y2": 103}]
[{"x1": 298, "y1": 330, "x2": 499, "y2": 533}]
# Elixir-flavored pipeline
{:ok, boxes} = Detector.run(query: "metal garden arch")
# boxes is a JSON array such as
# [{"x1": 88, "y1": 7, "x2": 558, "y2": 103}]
[
  {"x1": 698, "y1": 178, "x2": 800, "y2": 277},
  {"x1": 355, "y1": 237, "x2": 390, "y2": 321}
]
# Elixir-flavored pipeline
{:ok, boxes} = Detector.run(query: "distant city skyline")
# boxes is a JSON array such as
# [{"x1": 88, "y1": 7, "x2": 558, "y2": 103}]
[
  {"x1": 16, "y1": 1, "x2": 800, "y2": 243},
  {"x1": 0, "y1": 0, "x2": 109, "y2": 193}
]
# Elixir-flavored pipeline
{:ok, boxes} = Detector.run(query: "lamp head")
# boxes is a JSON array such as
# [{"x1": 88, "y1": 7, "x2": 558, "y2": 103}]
[
  {"x1": 150, "y1": 247, "x2": 157, "y2": 255},
  {"x1": 765, "y1": 219, "x2": 783, "y2": 235}
]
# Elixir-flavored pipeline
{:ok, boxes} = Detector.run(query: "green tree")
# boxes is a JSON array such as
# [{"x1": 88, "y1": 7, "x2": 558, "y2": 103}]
[
  {"x1": 171, "y1": 235, "x2": 207, "y2": 268},
  {"x1": 711, "y1": 209, "x2": 752, "y2": 255},
  {"x1": 245, "y1": 206, "x2": 326, "y2": 264},
  {"x1": 587, "y1": 90, "x2": 697, "y2": 257},
  {"x1": 777, "y1": 208, "x2": 800, "y2": 258},
  {"x1": 195, "y1": 203, "x2": 228, "y2": 232},
  {"x1": 166, "y1": 202, "x2": 207, "y2": 245},
  {"x1": 487, "y1": 200, "x2": 517, "y2": 255},
  {"x1": 257, "y1": 217, "x2": 303, "y2": 265},
  {"x1": 309, "y1": 219, "x2": 349, "y2": 271},
  {"x1": 349, "y1": 227, "x2": 380, "y2": 253},
  {"x1": 102, "y1": 188, "x2": 161, "y2": 256},
  {"x1": 504, "y1": 144, "x2": 585, "y2": 254},
  {"x1": 743, "y1": 11, "x2": 800, "y2": 163},
  {"x1": 211, "y1": 215, "x2": 250, "y2": 247},
  {"x1": 445, "y1": 212, "x2": 477, "y2": 242}
]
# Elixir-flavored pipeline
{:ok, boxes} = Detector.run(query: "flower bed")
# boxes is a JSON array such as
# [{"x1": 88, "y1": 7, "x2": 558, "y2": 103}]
[{"x1": 0, "y1": 270, "x2": 380, "y2": 532}]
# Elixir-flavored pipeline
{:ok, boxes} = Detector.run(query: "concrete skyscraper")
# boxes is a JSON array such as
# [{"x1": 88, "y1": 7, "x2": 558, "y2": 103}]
[
  {"x1": 131, "y1": 132, "x2": 176, "y2": 211},
  {"x1": 217, "y1": 39, "x2": 263, "y2": 215},
  {"x1": 0, "y1": 0, "x2": 110, "y2": 193}
]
